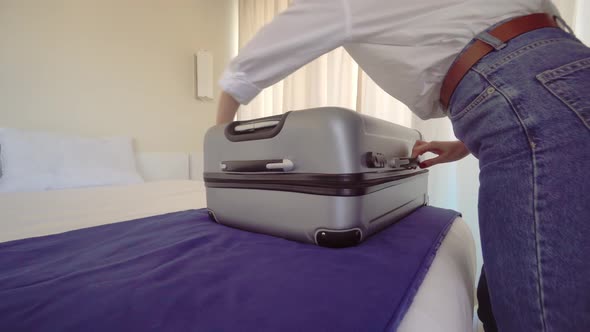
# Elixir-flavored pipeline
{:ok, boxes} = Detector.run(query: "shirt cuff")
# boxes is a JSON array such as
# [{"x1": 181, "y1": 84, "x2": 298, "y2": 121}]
[{"x1": 219, "y1": 69, "x2": 261, "y2": 105}]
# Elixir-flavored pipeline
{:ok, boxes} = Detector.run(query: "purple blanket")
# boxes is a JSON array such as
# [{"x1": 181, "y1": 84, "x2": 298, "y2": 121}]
[{"x1": 0, "y1": 206, "x2": 458, "y2": 332}]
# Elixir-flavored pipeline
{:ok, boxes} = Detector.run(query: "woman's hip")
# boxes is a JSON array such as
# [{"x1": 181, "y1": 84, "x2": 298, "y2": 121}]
[{"x1": 447, "y1": 28, "x2": 590, "y2": 163}]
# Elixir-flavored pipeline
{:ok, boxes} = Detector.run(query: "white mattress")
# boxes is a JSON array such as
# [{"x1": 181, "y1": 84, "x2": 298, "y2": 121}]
[{"x1": 0, "y1": 180, "x2": 476, "y2": 332}]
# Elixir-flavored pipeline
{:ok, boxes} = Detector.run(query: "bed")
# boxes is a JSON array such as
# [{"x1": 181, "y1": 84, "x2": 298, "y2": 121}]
[{"x1": 0, "y1": 180, "x2": 476, "y2": 331}]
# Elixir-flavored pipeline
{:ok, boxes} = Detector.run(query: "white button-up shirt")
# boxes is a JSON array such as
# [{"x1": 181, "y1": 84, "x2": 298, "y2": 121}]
[{"x1": 220, "y1": 0, "x2": 559, "y2": 119}]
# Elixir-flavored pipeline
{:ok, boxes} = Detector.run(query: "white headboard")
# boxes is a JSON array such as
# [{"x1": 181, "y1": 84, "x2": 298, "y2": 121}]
[
  {"x1": 136, "y1": 152, "x2": 204, "y2": 181},
  {"x1": 189, "y1": 153, "x2": 204, "y2": 181}
]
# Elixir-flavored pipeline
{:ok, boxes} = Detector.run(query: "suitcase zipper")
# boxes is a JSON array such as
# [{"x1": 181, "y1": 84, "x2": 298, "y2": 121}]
[{"x1": 204, "y1": 169, "x2": 428, "y2": 197}]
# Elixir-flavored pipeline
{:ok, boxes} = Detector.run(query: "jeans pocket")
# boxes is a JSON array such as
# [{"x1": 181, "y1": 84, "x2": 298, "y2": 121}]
[
  {"x1": 449, "y1": 85, "x2": 497, "y2": 121},
  {"x1": 536, "y1": 57, "x2": 590, "y2": 130}
]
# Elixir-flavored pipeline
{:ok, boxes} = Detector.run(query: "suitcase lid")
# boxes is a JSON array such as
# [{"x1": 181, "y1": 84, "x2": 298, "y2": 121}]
[{"x1": 204, "y1": 107, "x2": 424, "y2": 176}]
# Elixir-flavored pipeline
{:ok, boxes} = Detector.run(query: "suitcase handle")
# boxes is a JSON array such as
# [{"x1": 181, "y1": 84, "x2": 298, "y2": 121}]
[
  {"x1": 224, "y1": 112, "x2": 291, "y2": 142},
  {"x1": 221, "y1": 159, "x2": 294, "y2": 172}
]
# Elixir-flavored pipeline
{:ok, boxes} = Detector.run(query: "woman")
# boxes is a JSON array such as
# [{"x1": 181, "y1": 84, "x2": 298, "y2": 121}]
[{"x1": 216, "y1": 1, "x2": 590, "y2": 330}]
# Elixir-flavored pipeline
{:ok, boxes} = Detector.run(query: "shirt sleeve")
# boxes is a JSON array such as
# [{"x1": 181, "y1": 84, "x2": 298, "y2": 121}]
[{"x1": 219, "y1": 0, "x2": 352, "y2": 105}]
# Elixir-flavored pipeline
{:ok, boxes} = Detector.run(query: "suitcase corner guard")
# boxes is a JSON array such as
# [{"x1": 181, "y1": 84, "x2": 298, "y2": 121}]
[
  {"x1": 315, "y1": 228, "x2": 362, "y2": 248},
  {"x1": 207, "y1": 209, "x2": 218, "y2": 223}
]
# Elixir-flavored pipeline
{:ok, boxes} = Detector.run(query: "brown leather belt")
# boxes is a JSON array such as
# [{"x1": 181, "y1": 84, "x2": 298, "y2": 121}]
[{"x1": 440, "y1": 13, "x2": 560, "y2": 109}]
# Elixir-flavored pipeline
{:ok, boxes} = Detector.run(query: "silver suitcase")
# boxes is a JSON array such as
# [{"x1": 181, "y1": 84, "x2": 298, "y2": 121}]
[{"x1": 204, "y1": 107, "x2": 428, "y2": 247}]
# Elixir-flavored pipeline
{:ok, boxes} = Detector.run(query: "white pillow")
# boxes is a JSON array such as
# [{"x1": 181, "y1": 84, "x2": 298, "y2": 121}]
[
  {"x1": 0, "y1": 129, "x2": 63, "y2": 192},
  {"x1": 0, "y1": 128, "x2": 144, "y2": 193}
]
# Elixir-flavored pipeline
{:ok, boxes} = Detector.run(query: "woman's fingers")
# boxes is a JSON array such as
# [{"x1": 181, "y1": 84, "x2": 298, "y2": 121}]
[
  {"x1": 414, "y1": 140, "x2": 427, "y2": 147},
  {"x1": 411, "y1": 140, "x2": 470, "y2": 168},
  {"x1": 412, "y1": 141, "x2": 444, "y2": 157},
  {"x1": 419, "y1": 155, "x2": 445, "y2": 168},
  {"x1": 411, "y1": 141, "x2": 434, "y2": 158}
]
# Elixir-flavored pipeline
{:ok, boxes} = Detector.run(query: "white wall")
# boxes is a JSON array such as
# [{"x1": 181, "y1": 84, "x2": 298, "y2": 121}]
[
  {"x1": 0, "y1": 0, "x2": 238, "y2": 152},
  {"x1": 574, "y1": 0, "x2": 590, "y2": 45},
  {"x1": 552, "y1": 0, "x2": 578, "y2": 27},
  {"x1": 551, "y1": 0, "x2": 589, "y2": 43}
]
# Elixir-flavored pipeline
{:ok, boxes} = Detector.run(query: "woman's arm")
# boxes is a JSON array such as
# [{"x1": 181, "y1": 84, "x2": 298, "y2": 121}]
[
  {"x1": 217, "y1": 0, "x2": 351, "y2": 123},
  {"x1": 216, "y1": 91, "x2": 240, "y2": 125}
]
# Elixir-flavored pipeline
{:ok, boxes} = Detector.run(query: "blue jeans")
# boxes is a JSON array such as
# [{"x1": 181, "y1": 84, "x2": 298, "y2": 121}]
[{"x1": 448, "y1": 26, "x2": 590, "y2": 332}]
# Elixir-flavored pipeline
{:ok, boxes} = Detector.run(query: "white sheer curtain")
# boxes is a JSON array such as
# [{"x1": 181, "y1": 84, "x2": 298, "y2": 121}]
[
  {"x1": 236, "y1": 0, "x2": 415, "y2": 128},
  {"x1": 235, "y1": 0, "x2": 586, "y2": 277},
  {"x1": 237, "y1": 0, "x2": 359, "y2": 120}
]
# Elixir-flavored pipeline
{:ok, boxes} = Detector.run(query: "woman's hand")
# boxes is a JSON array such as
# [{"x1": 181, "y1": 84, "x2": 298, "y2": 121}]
[{"x1": 411, "y1": 140, "x2": 470, "y2": 168}]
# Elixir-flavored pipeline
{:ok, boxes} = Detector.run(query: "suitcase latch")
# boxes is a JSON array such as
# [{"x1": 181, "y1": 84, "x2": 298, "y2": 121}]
[
  {"x1": 389, "y1": 157, "x2": 420, "y2": 170},
  {"x1": 366, "y1": 153, "x2": 419, "y2": 170},
  {"x1": 365, "y1": 152, "x2": 387, "y2": 168}
]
